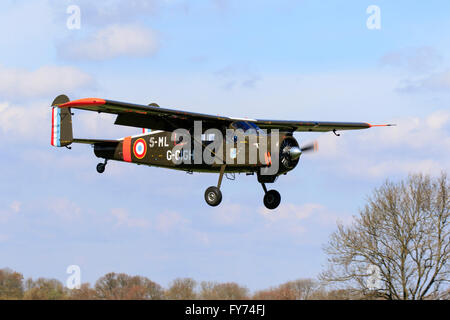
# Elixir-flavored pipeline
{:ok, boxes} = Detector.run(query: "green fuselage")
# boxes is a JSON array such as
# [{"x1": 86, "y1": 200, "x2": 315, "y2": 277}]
[{"x1": 93, "y1": 130, "x2": 298, "y2": 175}]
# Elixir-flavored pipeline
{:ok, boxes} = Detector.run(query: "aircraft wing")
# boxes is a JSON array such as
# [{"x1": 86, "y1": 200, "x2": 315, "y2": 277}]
[
  {"x1": 55, "y1": 96, "x2": 392, "y2": 133},
  {"x1": 253, "y1": 120, "x2": 393, "y2": 132}
]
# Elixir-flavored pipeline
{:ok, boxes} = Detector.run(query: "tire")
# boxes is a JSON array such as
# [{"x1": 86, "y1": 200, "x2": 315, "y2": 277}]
[
  {"x1": 204, "y1": 186, "x2": 222, "y2": 207},
  {"x1": 96, "y1": 163, "x2": 105, "y2": 174},
  {"x1": 263, "y1": 190, "x2": 281, "y2": 210}
]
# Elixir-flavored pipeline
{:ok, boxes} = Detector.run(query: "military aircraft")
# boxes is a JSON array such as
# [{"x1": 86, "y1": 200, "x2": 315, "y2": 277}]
[{"x1": 50, "y1": 94, "x2": 393, "y2": 209}]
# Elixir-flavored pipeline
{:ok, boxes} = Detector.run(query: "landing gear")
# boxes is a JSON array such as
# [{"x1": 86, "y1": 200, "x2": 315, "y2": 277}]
[
  {"x1": 204, "y1": 165, "x2": 226, "y2": 207},
  {"x1": 204, "y1": 186, "x2": 222, "y2": 207},
  {"x1": 203, "y1": 166, "x2": 281, "y2": 209},
  {"x1": 263, "y1": 190, "x2": 281, "y2": 209},
  {"x1": 96, "y1": 159, "x2": 107, "y2": 173},
  {"x1": 261, "y1": 183, "x2": 281, "y2": 210}
]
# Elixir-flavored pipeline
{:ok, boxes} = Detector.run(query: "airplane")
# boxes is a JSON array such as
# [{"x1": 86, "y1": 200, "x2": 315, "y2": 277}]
[{"x1": 50, "y1": 94, "x2": 393, "y2": 210}]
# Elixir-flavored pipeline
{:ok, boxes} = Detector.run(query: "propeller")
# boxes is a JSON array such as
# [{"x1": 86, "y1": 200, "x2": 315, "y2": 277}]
[
  {"x1": 299, "y1": 141, "x2": 319, "y2": 154},
  {"x1": 280, "y1": 139, "x2": 318, "y2": 169}
]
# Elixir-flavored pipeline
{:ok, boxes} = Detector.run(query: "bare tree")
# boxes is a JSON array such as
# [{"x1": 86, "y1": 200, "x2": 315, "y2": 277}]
[
  {"x1": 165, "y1": 278, "x2": 197, "y2": 300},
  {"x1": 95, "y1": 272, "x2": 164, "y2": 300},
  {"x1": 252, "y1": 279, "x2": 318, "y2": 300},
  {"x1": 199, "y1": 281, "x2": 249, "y2": 300},
  {"x1": 281, "y1": 279, "x2": 318, "y2": 300},
  {"x1": 320, "y1": 173, "x2": 449, "y2": 299},
  {"x1": 67, "y1": 283, "x2": 98, "y2": 300}
]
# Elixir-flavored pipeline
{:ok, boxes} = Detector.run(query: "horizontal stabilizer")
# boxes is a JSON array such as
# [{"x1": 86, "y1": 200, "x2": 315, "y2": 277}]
[{"x1": 73, "y1": 138, "x2": 119, "y2": 145}]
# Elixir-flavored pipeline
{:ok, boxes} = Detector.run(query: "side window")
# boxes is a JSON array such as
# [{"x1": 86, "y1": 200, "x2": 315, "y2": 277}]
[{"x1": 201, "y1": 133, "x2": 215, "y2": 141}]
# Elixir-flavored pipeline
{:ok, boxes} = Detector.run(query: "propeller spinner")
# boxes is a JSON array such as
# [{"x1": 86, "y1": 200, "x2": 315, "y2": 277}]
[{"x1": 281, "y1": 139, "x2": 318, "y2": 169}]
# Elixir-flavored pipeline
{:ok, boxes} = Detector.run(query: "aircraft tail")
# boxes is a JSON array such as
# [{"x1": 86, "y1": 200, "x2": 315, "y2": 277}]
[{"x1": 51, "y1": 94, "x2": 73, "y2": 147}]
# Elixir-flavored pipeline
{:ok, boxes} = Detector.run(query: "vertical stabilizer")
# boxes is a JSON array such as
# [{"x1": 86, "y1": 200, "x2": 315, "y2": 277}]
[{"x1": 51, "y1": 94, "x2": 73, "y2": 147}]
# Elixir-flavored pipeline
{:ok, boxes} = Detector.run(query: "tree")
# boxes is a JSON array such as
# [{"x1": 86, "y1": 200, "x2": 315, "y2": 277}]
[
  {"x1": 95, "y1": 272, "x2": 164, "y2": 300},
  {"x1": 252, "y1": 279, "x2": 318, "y2": 300},
  {"x1": 67, "y1": 283, "x2": 98, "y2": 300},
  {"x1": 307, "y1": 287, "x2": 365, "y2": 300},
  {"x1": 320, "y1": 173, "x2": 449, "y2": 300},
  {"x1": 0, "y1": 268, "x2": 24, "y2": 299},
  {"x1": 199, "y1": 281, "x2": 249, "y2": 300},
  {"x1": 252, "y1": 286, "x2": 293, "y2": 300},
  {"x1": 165, "y1": 278, "x2": 197, "y2": 300},
  {"x1": 280, "y1": 279, "x2": 318, "y2": 300},
  {"x1": 23, "y1": 278, "x2": 66, "y2": 300}
]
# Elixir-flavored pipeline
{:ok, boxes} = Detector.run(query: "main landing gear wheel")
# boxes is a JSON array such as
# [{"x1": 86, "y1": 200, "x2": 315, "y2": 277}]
[
  {"x1": 263, "y1": 190, "x2": 281, "y2": 210},
  {"x1": 96, "y1": 159, "x2": 107, "y2": 174},
  {"x1": 204, "y1": 165, "x2": 226, "y2": 207},
  {"x1": 96, "y1": 163, "x2": 105, "y2": 173},
  {"x1": 205, "y1": 186, "x2": 222, "y2": 207}
]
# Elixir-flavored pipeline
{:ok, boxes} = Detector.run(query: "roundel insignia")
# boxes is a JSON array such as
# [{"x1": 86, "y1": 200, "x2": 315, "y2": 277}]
[{"x1": 133, "y1": 138, "x2": 147, "y2": 159}]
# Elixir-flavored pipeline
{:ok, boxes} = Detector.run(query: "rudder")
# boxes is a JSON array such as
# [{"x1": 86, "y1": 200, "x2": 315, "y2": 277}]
[{"x1": 51, "y1": 94, "x2": 73, "y2": 147}]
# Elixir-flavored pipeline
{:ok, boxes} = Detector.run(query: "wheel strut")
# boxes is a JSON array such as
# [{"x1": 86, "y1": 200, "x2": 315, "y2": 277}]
[
  {"x1": 217, "y1": 164, "x2": 226, "y2": 188},
  {"x1": 260, "y1": 182, "x2": 281, "y2": 210},
  {"x1": 261, "y1": 182, "x2": 268, "y2": 194},
  {"x1": 96, "y1": 159, "x2": 108, "y2": 174}
]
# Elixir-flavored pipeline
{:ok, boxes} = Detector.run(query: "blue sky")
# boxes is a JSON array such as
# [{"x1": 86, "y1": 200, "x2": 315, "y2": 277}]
[{"x1": 0, "y1": 0, "x2": 449, "y2": 292}]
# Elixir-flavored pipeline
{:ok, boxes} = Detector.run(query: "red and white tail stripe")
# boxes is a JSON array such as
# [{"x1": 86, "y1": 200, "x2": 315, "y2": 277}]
[{"x1": 51, "y1": 107, "x2": 61, "y2": 147}]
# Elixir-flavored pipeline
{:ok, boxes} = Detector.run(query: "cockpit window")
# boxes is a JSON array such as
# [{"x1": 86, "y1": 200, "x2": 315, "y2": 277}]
[{"x1": 230, "y1": 121, "x2": 265, "y2": 135}]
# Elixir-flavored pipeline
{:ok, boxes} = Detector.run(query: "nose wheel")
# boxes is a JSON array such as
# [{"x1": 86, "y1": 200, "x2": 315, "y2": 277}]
[{"x1": 261, "y1": 183, "x2": 281, "y2": 210}]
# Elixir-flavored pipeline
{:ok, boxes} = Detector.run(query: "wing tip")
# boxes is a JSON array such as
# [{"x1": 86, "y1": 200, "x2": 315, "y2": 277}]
[{"x1": 367, "y1": 123, "x2": 396, "y2": 128}]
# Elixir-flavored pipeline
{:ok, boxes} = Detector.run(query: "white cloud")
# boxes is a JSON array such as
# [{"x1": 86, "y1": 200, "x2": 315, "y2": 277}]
[
  {"x1": 51, "y1": 0, "x2": 162, "y2": 25},
  {"x1": 214, "y1": 64, "x2": 262, "y2": 90},
  {"x1": 426, "y1": 109, "x2": 450, "y2": 130},
  {"x1": 364, "y1": 159, "x2": 443, "y2": 177},
  {"x1": 380, "y1": 46, "x2": 442, "y2": 74},
  {"x1": 155, "y1": 211, "x2": 189, "y2": 233},
  {"x1": 258, "y1": 203, "x2": 327, "y2": 235},
  {"x1": 60, "y1": 24, "x2": 159, "y2": 61},
  {"x1": 0, "y1": 201, "x2": 22, "y2": 223},
  {"x1": 0, "y1": 65, "x2": 93, "y2": 99},
  {"x1": 399, "y1": 69, "x2": 450, "y2": 92},
  {"x1": 0, "y1": 99, "x2": 134, "y2": 145},
  {"x1": 359, "y1": 110, "x2": 450, "y2": 150},
  {"x1": 213, "y1": 203, "x2": 246, "y2": 225},
  {"x1": 0, "y1": 101, "x2": 47, "y2": 139},
  {"x1": 48, "y1": 198, "x2": 82, "y2": 222},
  {"x1": 312, "y1": 109, "x2": 450, "y2": 178},
  {"x1": 259, "y1": 203, "x2": 323, "y2": 221},
  {"x1": 10, "y1": 201, "x2": 21, "y2": 213},
  {"x1": 111, "y1": 208, "x2": 150, "y2": 229},
  {"x1": 419, "y1": 69, "x2": 450, "y2": 91}
]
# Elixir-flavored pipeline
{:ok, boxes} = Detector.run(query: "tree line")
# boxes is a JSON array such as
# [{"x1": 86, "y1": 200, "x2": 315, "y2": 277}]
[
  {"x1": 0, "y1": 269, "x2": 386, "y2": 300},
  {"x1": 1, "y1": 172, "x2": 448, "y2": 300}
]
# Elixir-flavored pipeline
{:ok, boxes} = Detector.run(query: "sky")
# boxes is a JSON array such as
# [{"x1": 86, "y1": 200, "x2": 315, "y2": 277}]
[{"x1": 0, "y1": 0, "x2": 449, "y2": 292}]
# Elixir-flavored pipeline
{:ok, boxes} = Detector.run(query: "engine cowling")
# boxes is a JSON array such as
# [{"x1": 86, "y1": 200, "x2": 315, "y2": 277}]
[{"x1": 279, "y1": 136, "x2": 301, "y2": 172}]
